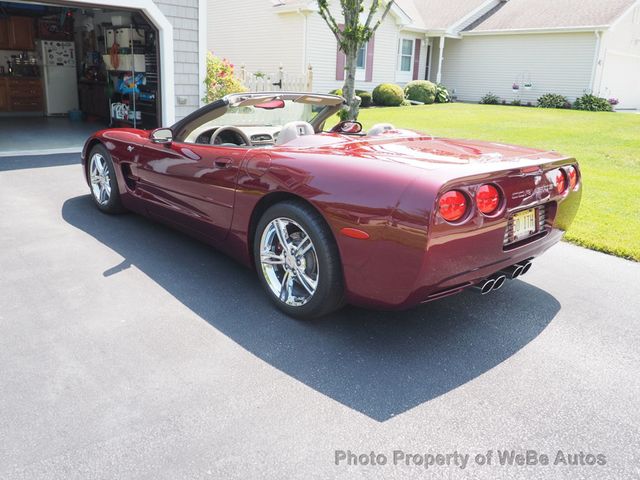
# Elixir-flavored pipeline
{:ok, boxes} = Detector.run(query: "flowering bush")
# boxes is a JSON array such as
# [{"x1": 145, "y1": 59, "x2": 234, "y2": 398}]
[
  {"x1": 203, "y1": 52, "x2": 246, "y2": 103},
  {"x1": 608, "y1": 98, "x2": 620, "y2": 106}
]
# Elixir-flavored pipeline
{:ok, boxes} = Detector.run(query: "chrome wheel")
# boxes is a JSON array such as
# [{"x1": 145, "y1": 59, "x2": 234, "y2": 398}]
[
  {"x1": 259, "y1": 217, "x2": 319, "y2": 306},
  {"x1": 89, "y1": 153, "x2": 112, "y2": 205}
]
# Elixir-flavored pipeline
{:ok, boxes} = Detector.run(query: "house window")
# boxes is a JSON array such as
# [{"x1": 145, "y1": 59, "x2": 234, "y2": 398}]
[
  {"x1": 356, "y1": 43, "x2": 367, "y2": 69},
  {"x1": 399, "y1": 38, "x2": 413, "y2": 72}
]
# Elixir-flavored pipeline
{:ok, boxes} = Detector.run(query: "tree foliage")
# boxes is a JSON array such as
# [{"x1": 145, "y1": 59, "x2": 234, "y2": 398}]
[{"x1": 317, "y1": 0, "x2": 394, "y2": 119}]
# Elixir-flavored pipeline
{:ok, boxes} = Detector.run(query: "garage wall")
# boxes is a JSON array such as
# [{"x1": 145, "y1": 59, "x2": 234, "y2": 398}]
[
  {"x1": 597, "y1": 3, "x2": 640, "y2": 109},
  {"x1": 153, "y1": 0, "x2": 201, "y2": 119},
  {"x1": 440, "y1": 32, "x2": 598, "y2": 104}
]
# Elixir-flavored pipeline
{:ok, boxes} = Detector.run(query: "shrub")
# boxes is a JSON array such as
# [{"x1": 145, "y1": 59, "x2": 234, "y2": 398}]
[
  {"x1": 356, "y1": 90, "x2": 372, "y2": 108},
  {"x1": 479, "y1": 93, "x2": 500, "y2": 105},
  {"x1": 511, "y1": 99, "x2": 522, "y2": 106},
  {"x1": 537, "y1": 93, "x2": 570, "y2": 109},
  {"x1": 329, "y1": 88, "x2": 343, "y2": 96},
  {"x1": 574, "y1": 93, "x2": 612, "y2": 112},
  {"x1": 404, "y1": 80, "x2": 437, "y2": 104},
  {"x1": 434, "y1": 84, "x2": 450, "y2": 103},
  {"x1": 372, "y1": 83, "x2": 405, "y2": 106},
  {"x1": 203, "y1": 52, "x2": 246, "y2": 103}
]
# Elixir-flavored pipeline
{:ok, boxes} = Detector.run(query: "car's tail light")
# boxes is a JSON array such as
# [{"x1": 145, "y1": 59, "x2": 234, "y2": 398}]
[
  {"x1": 566, "y1": 165, "x2": 578, "y2": 190},
  {"x1": 476, "y1": 184, "x2": 501, "y2": 215},
  {"x1": 552, "y1": 169, "x2": 567, "y2": 194},
  {"x1": 439, "y1": 190, "x2": 468, "y2": 222}
]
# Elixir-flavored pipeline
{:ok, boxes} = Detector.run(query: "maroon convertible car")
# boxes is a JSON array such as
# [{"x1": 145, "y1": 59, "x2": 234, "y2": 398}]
[{"x1": 82, "y1": 92, "x2": 581, "y2": 318}]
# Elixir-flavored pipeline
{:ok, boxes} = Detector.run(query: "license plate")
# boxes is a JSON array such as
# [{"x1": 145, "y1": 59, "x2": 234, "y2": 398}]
[{"x1": 512, "y1": 208, "x2": 537, "y2": 241}]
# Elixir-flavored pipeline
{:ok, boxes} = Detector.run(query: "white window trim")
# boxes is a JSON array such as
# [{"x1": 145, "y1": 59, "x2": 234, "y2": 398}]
[{"x1": 395, "y1": 36, "x2": 415, "y2": 83}]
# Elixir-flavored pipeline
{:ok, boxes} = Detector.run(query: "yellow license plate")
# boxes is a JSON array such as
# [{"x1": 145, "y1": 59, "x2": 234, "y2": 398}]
[{"x1": 513, "y1": 208, "x2": 537, "y2": 241}]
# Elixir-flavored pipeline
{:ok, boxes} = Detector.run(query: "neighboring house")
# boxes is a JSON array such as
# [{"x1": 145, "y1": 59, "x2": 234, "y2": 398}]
[{"x1": 208, "y1": 0, "x2": 640, "y2": 110}]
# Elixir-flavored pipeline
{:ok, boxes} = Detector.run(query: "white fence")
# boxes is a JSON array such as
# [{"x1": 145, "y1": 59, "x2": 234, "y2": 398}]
[{"x1": 238, "y1": 65, "x2": 313, "y2": 92}]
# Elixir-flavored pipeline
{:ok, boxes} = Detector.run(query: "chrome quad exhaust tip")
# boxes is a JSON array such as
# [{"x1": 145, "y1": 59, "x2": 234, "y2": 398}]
[
  {"x1": 491, "y1": 274, "x2": 507, "y2": 291},
  {"x1": 500, "y1": 260, "x2": 533, "y2": 280},
  {"x1": 472, "y1": 274, "x2": 507, "y2": 295}
]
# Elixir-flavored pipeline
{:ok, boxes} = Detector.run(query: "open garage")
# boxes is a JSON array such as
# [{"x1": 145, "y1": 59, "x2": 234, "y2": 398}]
[{"x1": 0, "y1": 0, "x2": 202, "y2": 157}]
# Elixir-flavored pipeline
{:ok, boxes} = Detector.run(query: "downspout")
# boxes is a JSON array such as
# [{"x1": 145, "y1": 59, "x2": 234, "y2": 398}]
[
  {"x1": 436, "y1": 35, "x2": 445, "y2": 84},
  {"x1": 589, "y1": 30, "x2": 602, "y2": 94}
]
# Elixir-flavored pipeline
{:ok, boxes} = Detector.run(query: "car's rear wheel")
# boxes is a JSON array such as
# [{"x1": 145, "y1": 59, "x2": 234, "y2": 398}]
[
  {"x1": 254, "y1": 201, "x2": 344, "y2": 319},
  {"x1": 87, "y1": 145, "x2": 125, "y2": 214}
]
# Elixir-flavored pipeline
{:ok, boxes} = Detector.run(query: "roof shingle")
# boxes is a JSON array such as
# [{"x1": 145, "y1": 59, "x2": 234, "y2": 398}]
[{"x1": 465, "y1": 0, "x2": 636, "y2": 32}]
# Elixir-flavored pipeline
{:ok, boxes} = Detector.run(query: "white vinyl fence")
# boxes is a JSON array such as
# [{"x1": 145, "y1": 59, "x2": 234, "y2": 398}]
[{"x1": 238, "y1": 65, "x2": 313, "y2": 92}]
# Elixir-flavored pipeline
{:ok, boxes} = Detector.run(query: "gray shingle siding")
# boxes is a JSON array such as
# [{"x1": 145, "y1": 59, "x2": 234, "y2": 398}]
[{"x1": 153, "y1": 0, "x2": 201, "y2": 120}]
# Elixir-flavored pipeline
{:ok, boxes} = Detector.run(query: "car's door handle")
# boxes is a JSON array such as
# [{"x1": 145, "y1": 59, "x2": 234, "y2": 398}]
[{"x1": 214, "y1": 158, "x2": 232, "y2": 169}]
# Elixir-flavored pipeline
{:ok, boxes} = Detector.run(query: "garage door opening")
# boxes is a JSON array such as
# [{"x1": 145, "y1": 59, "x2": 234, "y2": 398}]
[{"x1": 0, "y1": 1, "x2": 162, "y2": 156}]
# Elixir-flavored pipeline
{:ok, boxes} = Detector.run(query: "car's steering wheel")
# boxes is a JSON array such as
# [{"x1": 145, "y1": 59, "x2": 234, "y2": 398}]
[
  {"x1": 209, "y1": 126, "x2": 252, "y2": 146},
  {"x1": 330, "y1": 120, "x2": 363, "y2": 134}
]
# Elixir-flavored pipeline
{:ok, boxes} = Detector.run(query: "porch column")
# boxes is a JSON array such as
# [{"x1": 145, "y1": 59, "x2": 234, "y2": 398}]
[{"x1": 436, "y1": 36, "x2": 445, "y2": 84}]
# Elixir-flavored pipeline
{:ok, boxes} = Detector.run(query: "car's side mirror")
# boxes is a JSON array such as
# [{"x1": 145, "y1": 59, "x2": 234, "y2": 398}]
[{"x1": 150, "y1": 128, "x2": 173, "y2": 144}]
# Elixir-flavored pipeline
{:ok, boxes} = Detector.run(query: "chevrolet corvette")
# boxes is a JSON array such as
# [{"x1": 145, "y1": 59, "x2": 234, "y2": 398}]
[{"x1": 82, "y1": 92, "x2": 582, "y2": 318}]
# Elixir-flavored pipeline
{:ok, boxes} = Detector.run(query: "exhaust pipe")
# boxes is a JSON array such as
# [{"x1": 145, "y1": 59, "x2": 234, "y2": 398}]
[
  {"x1": 519, "y1": 261, "x2": 532, "y2": 276},
  {"x1": 491, "y1": 275, "x2": 507, "y2": 291},
  {"x1": 472, "y1": 278, "x2": 496, "y2": 295},
  {"x1": 500, "y1": 264, "x2": 524, "y2": 279}
]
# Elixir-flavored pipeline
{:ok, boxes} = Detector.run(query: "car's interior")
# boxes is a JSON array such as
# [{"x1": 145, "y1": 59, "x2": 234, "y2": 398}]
[{"x1": 171, "y1": 93, "x2": 397, "y2": 148}]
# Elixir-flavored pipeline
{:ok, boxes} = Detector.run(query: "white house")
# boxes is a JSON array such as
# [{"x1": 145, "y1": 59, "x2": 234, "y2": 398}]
[{"x1": 207, "y1": 0, "x2": 640, "y2": 110}]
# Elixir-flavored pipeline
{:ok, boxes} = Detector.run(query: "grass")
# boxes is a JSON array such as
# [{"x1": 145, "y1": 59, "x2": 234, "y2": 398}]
[{"x1": 354, "y1": 103, "x2": 640, "y2": 261}]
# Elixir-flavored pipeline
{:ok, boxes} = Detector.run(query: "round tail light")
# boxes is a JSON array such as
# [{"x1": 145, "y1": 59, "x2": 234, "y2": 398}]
[
  {"x1": 476, "y1": 184, "x2": 501, "y2": 215},
  {"x1": 566, "y1": 165, "x2": 578, "y2": 190},
  {"x1": 553, "y1": 169, "x2": 567, "y2": 194},
  {"x1": 439, "y1": 190, "x2": 468, "y2": 222}
]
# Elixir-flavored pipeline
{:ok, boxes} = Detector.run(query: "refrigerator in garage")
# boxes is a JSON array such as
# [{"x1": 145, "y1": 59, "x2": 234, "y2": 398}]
[{"x1": 37, "y1": 40, "x2": 79, "y2": 116}]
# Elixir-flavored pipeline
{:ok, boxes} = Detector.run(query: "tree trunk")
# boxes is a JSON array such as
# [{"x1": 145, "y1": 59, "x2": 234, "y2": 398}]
[{"x1": 343, "y1": 41, "x2": 361, "y2": 120}]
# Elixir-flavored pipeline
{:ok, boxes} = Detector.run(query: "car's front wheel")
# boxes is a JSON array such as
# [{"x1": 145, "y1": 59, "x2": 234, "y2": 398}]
[
  {"x1": 87, "y1": 145, "x2": 125, "y2": 214},
  {"x1": 254, "y1": 201, "x2": 344, "y2": 319}
]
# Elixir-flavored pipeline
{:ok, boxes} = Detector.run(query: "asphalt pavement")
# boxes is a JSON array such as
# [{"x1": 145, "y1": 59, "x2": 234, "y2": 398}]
[{"x1": 1, "y1": 154, "x2": 639, "y2": 479}]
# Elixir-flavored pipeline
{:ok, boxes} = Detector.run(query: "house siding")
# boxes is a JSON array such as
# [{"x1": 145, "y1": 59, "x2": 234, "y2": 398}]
[
  {"x1": 207, "y1": 1, "x2": 304, "y2": 76},
  {"x1": 596, "y1": 3, "x2": 640, "y2": 109},
  {"x1": 440, "y1": 32, "x2": 598, "y2": 104},
  {"x1": 153, "y1": 0, "x2": 202, "y2": 119},
  {"x1": 306, "y1": 2, "x2": 428, "y2": 94}
]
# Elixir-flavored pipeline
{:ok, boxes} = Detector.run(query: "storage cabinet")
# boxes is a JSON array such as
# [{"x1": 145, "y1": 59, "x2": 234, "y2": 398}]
[
  {"x1": 10, "y1": 17, "x2": 36, "y2": 50},
  {"x1": 0, "y1": 17, "x2": 36, "y2": 50},
  {"x1": 0, "y1": 78, "x2": 43, "y2": 112},
  {"x1": 0, "y1": 18, "x2": 10, "y2": 49},
  {"x1": 0, "y1": 80, "x2": 8, "y2": 111}
]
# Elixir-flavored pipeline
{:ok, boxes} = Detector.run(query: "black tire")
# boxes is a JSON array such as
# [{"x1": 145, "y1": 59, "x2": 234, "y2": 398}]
[
  {"x1": 86, "y1": 144, "x2": 126, "y2": 214},
  {"x1": 254, "y1": 200, "x2": 345, "y2": 319}
]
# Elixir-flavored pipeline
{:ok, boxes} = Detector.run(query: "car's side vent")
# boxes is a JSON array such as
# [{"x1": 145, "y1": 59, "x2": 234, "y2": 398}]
[{"x1": 121, "y1": 163, "x2": 138, "y2": 191}]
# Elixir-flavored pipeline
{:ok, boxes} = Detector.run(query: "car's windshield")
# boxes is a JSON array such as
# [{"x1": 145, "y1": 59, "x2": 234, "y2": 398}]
[
  {"x1": 172, "y1": 93, "x2": 344, "y2": 144},
  {"x1": 211, "y1": 100, "x2": 315, "y2": 127}
]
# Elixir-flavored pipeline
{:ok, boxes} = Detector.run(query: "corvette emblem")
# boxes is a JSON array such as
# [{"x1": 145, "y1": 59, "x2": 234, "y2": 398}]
[{"x1": 127, "y1": 145, "x2": 135, "y2": 152}]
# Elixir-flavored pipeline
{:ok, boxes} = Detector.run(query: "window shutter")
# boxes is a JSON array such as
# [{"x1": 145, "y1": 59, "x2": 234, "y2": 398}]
[
  {"x1": 365, "y1": 34, "x2": 375, "y2": 82},
  {"x1": 412, "y1": 39, "x2": 421, "y2": 80}
]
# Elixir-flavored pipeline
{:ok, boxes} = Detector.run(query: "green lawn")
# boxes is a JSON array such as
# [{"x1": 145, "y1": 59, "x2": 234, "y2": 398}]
[{"x1": 355, "y1": 104, "x2": 640, "y2": 261}]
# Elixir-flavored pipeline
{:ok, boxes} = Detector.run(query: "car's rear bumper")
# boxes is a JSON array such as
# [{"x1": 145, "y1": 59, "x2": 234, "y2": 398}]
[{"x1": 342, "y1": 187, "x2": 581, "y2": 309}]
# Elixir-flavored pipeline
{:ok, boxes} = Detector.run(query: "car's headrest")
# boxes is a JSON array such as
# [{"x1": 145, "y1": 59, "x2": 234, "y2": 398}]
[
  {"x1": 368, "y1": 123, "x2": 396, "y2": 136},
  {"x1": 276, "y1": 121, "x2": 314, "y2": 146}
]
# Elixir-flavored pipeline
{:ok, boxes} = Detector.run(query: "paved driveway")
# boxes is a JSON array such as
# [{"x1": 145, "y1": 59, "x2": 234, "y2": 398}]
[{"x1": 1, "y1": 154, "x2": 639, "y2": 479}]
